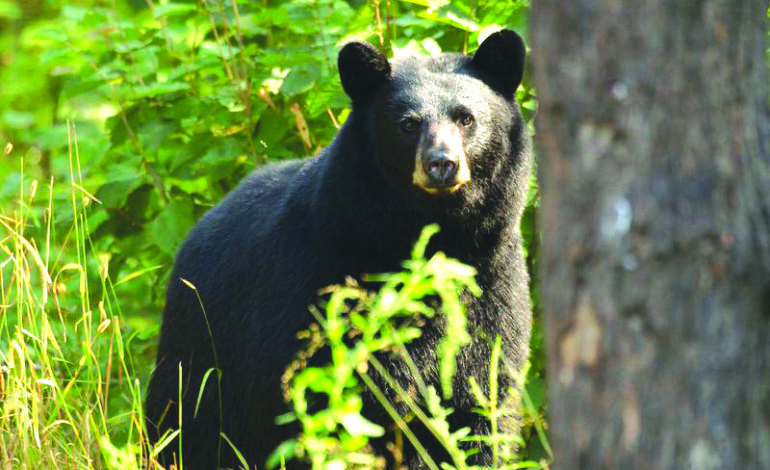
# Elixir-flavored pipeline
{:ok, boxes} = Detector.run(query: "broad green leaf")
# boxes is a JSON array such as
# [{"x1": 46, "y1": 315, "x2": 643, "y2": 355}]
[
  {"x1": 132, "y1": 81, "x2": 190, "y2": 99},
  {"x1": 281, "y1": 65, "x2": 321, "y2": 97},
  {"x1": 149, "y1": 199, "x2": 195, "y2": 256},
  {"x1": 0, "y1": 0, "x2": 21, "y2": 20},
  {"x1": 152, "y1": 2, "x2": 197, "y2": 18},
  {"x1": 96, "y1": 176, "x2": 144, "y2": 211}
]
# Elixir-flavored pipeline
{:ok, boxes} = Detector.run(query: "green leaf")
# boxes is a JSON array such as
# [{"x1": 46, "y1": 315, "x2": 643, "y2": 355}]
[
  {"x1": 27, "y1": 27, "x2": 68, "y2": 43},
  {"x1": 152, "y1": 2, "x2": 197, "y2": 18},
  {"x1": 267, "y1": 439, "x2": 297, "y2": 469},
  {"x1": 1, "y1": 110, "x2": 35, "y2": 129},
  {"x1": 256, "y1": 109, "x2": 290, "y2": 150},
  {"x1": 62, "y1": 76, "x2": 111, "y2": 99},
  {"x1": 114, "y1": 40, "x2": 153, "y2": 53},
  {"x1": 280, "y1": 64, "x2": 321, "y2": 97},
  {"x1": 194, "y1": 368, "x2": 218, "y2": 419},
  {"x1": 339, "y1": 412, "x2": 385, "y2": 437},
  {"x1": 0, "y1": 0, "x2": 21, "y2": 20},
  {"x1": 96, "y1": 172, "x2": 144, "y2": 209},
  {"x1": 61, "y1": 5, "x2": 89, "y2": 21},
  {"x1": 149, "y1": 199, "x2": 196, "y2": 256},
  {"x1": 132, "y1": 81, "x2": 190, "y2": 99},
  {"x1": 221, "y1": 432, "x2": 250, "y2": 470},
  {"x1": 525, "y1": 377, "x2": 546, "y2": 412},
  {"x1": 40, "y1": 47, "x2": 78, "y2": 68}
]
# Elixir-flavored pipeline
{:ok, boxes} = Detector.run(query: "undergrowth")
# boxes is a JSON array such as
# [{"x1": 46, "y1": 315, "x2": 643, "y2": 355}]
[{"x1": 0, "y1": 124, "x2": 150, "y2": 468}]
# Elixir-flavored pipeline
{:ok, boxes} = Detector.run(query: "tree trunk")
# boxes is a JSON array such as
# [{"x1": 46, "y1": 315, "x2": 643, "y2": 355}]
[{"x1": 530, "y1": 1, "x2": 770, "y2": 469}]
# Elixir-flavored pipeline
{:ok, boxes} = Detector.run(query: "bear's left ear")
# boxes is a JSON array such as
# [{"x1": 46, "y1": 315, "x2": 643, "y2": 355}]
[
  {"x1": 472, "y1": 29, "x2": 526, "y2": 99},
  {"x1": 338, "y1": 42, "x2": 391, "y2": 102}
]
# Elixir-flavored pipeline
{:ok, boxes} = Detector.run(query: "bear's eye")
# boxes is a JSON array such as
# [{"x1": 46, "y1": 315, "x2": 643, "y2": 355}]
[
  {"x1": 400, "y1": 117, "x2": 420, "y2": 133},
  {"x1": 459, "y1": 112, "x2": 474, "y2": 127}
]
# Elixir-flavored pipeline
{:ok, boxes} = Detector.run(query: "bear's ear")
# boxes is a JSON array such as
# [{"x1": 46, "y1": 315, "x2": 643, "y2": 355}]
[
  {"x1": 338, "y1": 42, "x2": 391, "y2": 102},
  {"x1": 472, "y1": 29, "x2": 526, "y2": 99}
]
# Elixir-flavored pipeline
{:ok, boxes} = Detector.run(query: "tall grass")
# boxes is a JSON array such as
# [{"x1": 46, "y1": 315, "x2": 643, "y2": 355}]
[{"x1": 0, "y1": 123, "x2": 149, "y2": 469}]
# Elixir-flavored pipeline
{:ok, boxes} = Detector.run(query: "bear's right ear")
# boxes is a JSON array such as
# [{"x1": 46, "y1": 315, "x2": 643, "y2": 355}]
[{"x1": 338, "y1": 42, "x2": 391, "y2": 102}]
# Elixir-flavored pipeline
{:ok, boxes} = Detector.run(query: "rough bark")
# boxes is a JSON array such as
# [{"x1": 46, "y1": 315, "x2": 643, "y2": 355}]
[{"x1": 531, "y1": 1, "x2": 770, "y2": 469}]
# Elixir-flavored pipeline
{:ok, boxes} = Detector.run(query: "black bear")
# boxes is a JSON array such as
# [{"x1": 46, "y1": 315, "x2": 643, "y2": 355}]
[{"x1": 145, "y1": 29, "x2": 532, "y2": 469}]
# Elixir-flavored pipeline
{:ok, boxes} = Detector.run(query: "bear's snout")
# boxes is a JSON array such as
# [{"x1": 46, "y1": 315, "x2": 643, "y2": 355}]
[{"x1": 413, "y1": 123, "x2": 471, "y2": 194}]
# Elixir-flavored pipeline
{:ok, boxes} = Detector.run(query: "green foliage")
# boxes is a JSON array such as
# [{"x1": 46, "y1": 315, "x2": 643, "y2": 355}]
[
  {"x1": 278, "y1": 225, "x2": 547, "y2": 469},
  {"x1": 0, "y1": 0, "x2": 543, "y2": 468}
]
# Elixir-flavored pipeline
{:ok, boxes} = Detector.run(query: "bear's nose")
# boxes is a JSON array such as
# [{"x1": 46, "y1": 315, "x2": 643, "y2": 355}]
[{"x1": 423, "y1": 151, "x2": 459, "y2": 186}]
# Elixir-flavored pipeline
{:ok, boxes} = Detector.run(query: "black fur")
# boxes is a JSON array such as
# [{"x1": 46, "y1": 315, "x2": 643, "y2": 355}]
[{"x1": 145, "y1": 30, "x2": 532, "y2": 469}]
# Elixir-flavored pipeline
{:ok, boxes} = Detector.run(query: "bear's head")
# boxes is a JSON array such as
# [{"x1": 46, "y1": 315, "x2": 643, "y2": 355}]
[{"x1": 338, "y1": 30, "x2": 529, "y2": 219}]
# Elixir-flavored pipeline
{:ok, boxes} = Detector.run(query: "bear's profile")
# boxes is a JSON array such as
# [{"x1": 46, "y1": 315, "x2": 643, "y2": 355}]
[{"x1": 145, "y1": 29, "x2": 532, "y2": 469}]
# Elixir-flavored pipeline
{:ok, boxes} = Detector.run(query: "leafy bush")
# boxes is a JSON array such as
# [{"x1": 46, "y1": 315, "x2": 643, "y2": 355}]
[{"x1": 277, "y1": 225, "x2": 548, "y2": 469}]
